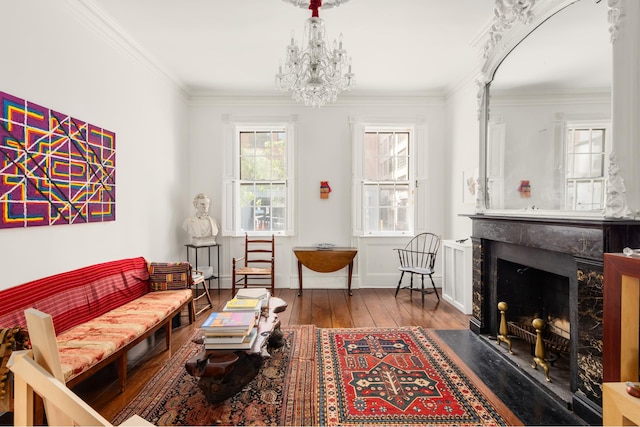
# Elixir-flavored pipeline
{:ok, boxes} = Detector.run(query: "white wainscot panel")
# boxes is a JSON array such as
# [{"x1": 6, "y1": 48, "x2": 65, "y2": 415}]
[{"x1": 441, "y1": 239, "x2": 472, "y2": 314}]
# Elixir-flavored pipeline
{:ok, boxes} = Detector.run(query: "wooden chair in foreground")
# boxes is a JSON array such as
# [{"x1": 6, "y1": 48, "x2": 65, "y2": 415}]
[
  {"x1": 232, "y1": 234, "x2": 275, "y2": 296},
  {"x1": 8, "y1": 308, "x2": 151, "y2": 426},
  {"x1": 394, "y1": 232, "x2": 442, "y2": 306}
]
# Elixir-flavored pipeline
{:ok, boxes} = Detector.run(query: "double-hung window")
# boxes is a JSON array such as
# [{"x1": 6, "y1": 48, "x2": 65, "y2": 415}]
[
  {"x1": 352, "y1": 118, "x2": 425, "y2": 236},
  {"x1": 222, "y1": 118, "x2": 295, "y2": 236},
  {"x1": 564, "y1": 121, "x2": 610, "y2": 211}
]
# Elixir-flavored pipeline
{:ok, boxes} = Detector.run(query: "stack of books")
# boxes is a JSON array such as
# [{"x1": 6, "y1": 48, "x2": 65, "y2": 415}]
[
  {"x1": 235, "y1": 287, "x2": 271, "y2": 312},
  {"x1": 201, "y1": 311, "x2": 258, "y2": 350}
]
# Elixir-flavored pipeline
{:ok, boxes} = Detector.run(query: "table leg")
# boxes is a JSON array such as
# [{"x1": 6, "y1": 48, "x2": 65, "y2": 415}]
[
  {"x1": 347, "y1": 261, "x2": 353, "y2": 296},
  {"x1": 297, "y1": 260, "x2": 303, "y2": 296}
]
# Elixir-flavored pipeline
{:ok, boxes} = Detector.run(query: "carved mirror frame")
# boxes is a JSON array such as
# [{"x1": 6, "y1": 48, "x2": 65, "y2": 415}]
[{"x1": 476, "y1": 0, "x2": 636, "y2": 219}]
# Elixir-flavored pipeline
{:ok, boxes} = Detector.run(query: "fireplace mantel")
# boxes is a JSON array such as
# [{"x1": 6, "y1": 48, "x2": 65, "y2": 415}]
[{"x1": 468, "y1": 214, "x2": 640, "y2": 424}]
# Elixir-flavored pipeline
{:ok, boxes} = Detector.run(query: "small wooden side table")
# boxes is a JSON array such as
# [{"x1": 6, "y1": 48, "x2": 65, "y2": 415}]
[{"x1": 293, "y1": 247, "x2": 357, "y2": 296}]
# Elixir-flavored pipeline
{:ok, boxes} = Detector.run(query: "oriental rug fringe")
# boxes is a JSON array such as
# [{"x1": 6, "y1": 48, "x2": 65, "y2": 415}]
[{"x1": 113, "y1": 326, "x2": 519, "y2": 426}]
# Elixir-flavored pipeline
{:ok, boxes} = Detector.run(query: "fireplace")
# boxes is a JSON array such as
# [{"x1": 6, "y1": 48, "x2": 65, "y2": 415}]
[{"x1": 468, "y1": 214, "x2": 640, "y2": 424}]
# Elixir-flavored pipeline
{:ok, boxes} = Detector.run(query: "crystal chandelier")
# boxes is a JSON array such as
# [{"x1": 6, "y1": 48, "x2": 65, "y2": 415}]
[{"x1": 275, "y1": 0, "x2": 355, "y2": 107}]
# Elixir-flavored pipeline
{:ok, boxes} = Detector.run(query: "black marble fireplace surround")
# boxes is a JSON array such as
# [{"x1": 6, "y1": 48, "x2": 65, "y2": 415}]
[{"x1": 468, "y1": 214, "x2": 640, "y2": 425}]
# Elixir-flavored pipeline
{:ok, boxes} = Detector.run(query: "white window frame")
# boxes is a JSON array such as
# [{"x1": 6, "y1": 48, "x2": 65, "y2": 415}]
[
  {"x1": 564, "y1": 119, "x2": 611, "y2": 211},
  {"x1": 221, "y1": 115, "x2": 296, "y2": 237},
  {"x1": 351, "y1": 116, "x2": 427, "y2": 237}
]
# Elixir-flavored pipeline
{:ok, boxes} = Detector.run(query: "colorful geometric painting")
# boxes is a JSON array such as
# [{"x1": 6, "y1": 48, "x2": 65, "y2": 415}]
[{"x1": 0, "y1": 91, "x2": 115, "y2": 228}]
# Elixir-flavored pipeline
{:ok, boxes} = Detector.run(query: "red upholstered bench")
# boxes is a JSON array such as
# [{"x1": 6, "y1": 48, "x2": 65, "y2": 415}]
[{"x1": 0, "y1": 257, "x2": 195, "y2": 412}]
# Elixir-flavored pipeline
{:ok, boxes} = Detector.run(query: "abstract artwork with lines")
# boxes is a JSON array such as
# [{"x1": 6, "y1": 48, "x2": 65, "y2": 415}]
[{"x1": 0, "y1": 91, "x2": 115, "y2": 228}]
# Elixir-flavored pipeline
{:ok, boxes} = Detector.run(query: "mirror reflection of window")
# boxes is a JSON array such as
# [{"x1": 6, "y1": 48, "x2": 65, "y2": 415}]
[{"x1": 565, "y1": 124, "x2": 609, "y2": 211}]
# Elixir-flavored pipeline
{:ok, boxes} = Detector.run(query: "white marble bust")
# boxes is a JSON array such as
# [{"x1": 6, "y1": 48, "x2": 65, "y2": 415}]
[{"x1": 182, "y1": 193, "x2": 219, "y2": 246}]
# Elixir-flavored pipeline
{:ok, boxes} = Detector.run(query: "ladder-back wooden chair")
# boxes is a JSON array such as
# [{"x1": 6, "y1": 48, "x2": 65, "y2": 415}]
[
  {"x1": 232, "y1": 234, "x2": 275, "y2": 296},
  {"x1": 394, "y1": 233, "x2": 441, "y2": 305}
]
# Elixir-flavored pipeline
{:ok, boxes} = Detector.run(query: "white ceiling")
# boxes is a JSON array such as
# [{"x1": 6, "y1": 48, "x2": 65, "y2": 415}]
[
  {"x1": 84, "y1": 0, "x2": 610, "y2": 98},
  {"x1": 85, "y1": 0, "x2": 496, "y2": 96}
]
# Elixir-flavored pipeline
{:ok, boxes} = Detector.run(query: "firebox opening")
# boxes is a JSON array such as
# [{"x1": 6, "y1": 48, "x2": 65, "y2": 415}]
[
  {"x1": 490, "y1": 258, "x2": 574, "y2": 405},
  {"x1": 497, "y1": 259, "x2": 571, "y2": 340}
]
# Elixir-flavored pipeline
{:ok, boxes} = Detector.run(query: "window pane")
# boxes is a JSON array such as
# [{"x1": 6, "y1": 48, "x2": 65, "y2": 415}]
[
  {"x1": 240, "y1": 156, "x2": 255, "y2": 180},
  {"x1": 575, "y1": 181, "x2": 593, "y2": 210},
  {"x1": 272, "y1": 133, "x2": 286, "y2": 156},
  {"x1": 256, "y1": 132, "x2": 271, "y2": 152},
  {"x1": 271, "y1": 207, "x2": 286, "y2": 231},
  {"x1": 363, "y1": 207, "x2": 379, "y2": 232},
  {"x1": 396, "y1": 133, "x2": 408, "y2": 152},
  {"x1": 254, "y1": 156, "x2": 271, "y2": 180},
  {"x1": 363, "y1": 133, "x2": 380, "y2": 180},
  {"x1": 379, "y1": 207, "x2": 395, "y2": 231},
  {"x1": 272, "y1": 156, "x2": 286, "y2": 180},
  {"x1": 240, "y1": 184, "x2": 256, "y2": 231},
  {"x1": 591, "y1": 153, "x2": 604, "y2": 177},
  {"x1": 253, "y1": 184, "x2": 270, "y2": 231},
  {"x1": 240, "y1": 132, "x2": 255, "y2": 155},
  {"x1": 593, "y1": 180, "x2": 604, "y2": 209},
  {"x1": 396, "y1": 185, "x2": 409, "y2": 206},
  {"x1": 379, "y1": 133, "x2": 393, "y2": 154},
  {"x1": 573, "y1": 130, "x2": 591, "y2": 153},
  {"x1": 592, "y1": 129, "x2": 604, "y2": 153},
  {"x1": 566, "y1": 129, "x2": 576, "y2": 154},
  {"x1": 573, "y1": 154, "x2": 590, "y2": 178},
  {"x1": 379, "y1": 185, "x2": 395, "y2": 206},
  {"x1": 240, "y1": 184, "x2": 255, "y2": 208},
  {"x1": 363, "y1": 184, "x2": 378, "y2": 209},
  {"x1": 396, "y1": 207, "x2": 409, "y2": 231}
]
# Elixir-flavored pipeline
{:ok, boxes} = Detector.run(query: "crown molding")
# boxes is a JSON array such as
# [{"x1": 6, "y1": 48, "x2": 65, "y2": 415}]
[
  {"x1": 189, "y1": 92, "x2": 445, "y2": 108},
  {"x1": 489, "y1": 90, "x2": 611, "y2": 106},
  {"x1": 65, "y1": 0, "x2": 189, "y2": 99}
]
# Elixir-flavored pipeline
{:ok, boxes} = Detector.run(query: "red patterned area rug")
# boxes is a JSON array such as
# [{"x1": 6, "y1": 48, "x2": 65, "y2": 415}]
[
  {"x1": 111, "y1": 325, "x2": 316, "y2": 426},
  {"x1": 318, "y1": 327, "x2": 521, "y2": 426}
]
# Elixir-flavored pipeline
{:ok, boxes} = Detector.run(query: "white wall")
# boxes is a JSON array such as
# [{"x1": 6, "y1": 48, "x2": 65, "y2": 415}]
[
  {"x1": 0, "y1": 1, "x2": 191, "y2": 290},
  {"x1": 444, "y1": 80, "x2": 480, "y2": 241},
  {"x1": 188, "y1": 97, "x2": 448, "y2": 290}
]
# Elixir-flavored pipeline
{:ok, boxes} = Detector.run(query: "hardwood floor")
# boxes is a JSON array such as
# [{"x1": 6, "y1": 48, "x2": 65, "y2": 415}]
[{"x1": 1, "y1": 288, "x2": 586, "y2": 425}]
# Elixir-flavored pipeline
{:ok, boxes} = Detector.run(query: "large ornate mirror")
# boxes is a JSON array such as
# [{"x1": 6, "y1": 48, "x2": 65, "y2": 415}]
[{"x1": 479, "y1": 0, "x2": 611, "y2": 216}]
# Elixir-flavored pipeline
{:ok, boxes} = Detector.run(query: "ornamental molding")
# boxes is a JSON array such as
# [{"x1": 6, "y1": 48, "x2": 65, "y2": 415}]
[
  {"x1": 607, "y1": 0, "x2": 622, "y2": 42},
  {"x1": 484, "y1": 0, "x2": 537, "y2": 58},
  {"x1": 483, "y1": 0, "x2": 623, "y2": 60},
  {"x1": 475, "y1": 78, "x2": 488, "y2": 121},
  {"x1": 603, "y1": 153, "x2": 632, "y2": 218}
]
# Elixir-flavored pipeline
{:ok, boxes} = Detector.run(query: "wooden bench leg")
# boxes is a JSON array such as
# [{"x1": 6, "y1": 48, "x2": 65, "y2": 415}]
[
  {"x1": 188, "y1": 300, "x2": 196, "y2": 324},
  {"x1": 165, "y1": 320, "x2": 172, "y2": 351},
  {"x1": 116, "y1": 354, "x2": 127, "y2": 393}
]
